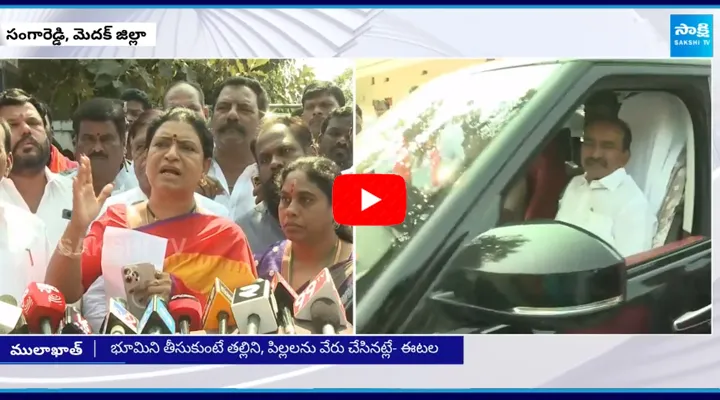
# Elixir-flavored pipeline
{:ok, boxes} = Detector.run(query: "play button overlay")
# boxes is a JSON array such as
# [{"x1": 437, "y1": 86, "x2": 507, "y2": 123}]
[
  {"x1": 332, "y1": 174, "x2": 407, "y2": 226},
  {"x1": 361, "y1": 189, "x2": 381, "y2": 211}
]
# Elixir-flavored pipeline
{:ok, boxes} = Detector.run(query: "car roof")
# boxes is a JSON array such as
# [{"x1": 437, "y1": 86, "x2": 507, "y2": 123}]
[{"x1": 449, "y1": 58, "x2": 710, "y2": 77}]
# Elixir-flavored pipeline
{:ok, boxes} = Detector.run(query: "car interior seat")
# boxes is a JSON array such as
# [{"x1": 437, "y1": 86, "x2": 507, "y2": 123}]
[
  {"x1": 524, "y1": 130, "x2": 572, "y2": 220},
  {"x1": 617, "y1": 92, "x2": 692, "y2": 247}
]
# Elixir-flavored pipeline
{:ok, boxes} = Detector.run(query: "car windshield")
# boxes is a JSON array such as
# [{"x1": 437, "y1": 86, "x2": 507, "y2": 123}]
[{"x1": 355, "y1": 62, "x2": 563, "y2": 279}]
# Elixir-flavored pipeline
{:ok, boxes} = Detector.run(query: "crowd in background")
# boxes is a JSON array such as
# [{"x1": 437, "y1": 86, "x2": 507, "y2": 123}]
[{"x1": 0, "y1": 69, "x2": 359, "y2": 333}]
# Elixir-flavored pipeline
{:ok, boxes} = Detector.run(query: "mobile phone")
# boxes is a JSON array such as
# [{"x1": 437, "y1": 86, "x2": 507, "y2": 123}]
[{"x1": 121, "y1": 263, "x2": 157, "y2": 318}]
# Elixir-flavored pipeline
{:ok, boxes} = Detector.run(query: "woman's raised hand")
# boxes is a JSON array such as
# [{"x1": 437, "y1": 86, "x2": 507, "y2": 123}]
[{"x1": 70, "y1": 155, "x2": 114, "y2": 231}]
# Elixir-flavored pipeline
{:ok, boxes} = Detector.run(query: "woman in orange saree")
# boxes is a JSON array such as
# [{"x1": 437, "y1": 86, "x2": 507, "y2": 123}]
[{"x1": 45, "y1": 108, "x2": 257, "y2": 312}]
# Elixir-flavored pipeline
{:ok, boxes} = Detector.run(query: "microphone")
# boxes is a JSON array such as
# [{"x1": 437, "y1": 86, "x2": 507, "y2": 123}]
[
  {"x1": 231, "y1": 279, "x2": 278, "y2": 334},
  {"x1": 294, "y1": 268, "x2": 347, "y2": 334},
  {"x1": 168, "y1": 294, "x2": 202, "y2": 334},
  {"x1": 21, "y1": 282, "x2": 67, "y2": 334},
  {"x1": 58, "y1": 306, "x2": 93, "y2": 334},
  {"x1": 101, "y1": 297, "x2": 139, "y2": 335},
  {"x1": 138, "y1": 295, "x2": 176, "y2": 335},
  {"x1": 202, "y1": 278, "x2": 235, "y2": 334},
  {"x1": 271, "y1": 273, "x2": 298, "y2": 334},
  {"x1": 0, "y1": 295, "x2": 27, "y2": 334}
]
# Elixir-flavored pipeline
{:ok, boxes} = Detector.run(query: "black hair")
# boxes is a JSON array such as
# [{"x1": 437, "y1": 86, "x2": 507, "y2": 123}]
[
  {"x1": 320, "y1": 105, "x2": 353, "y2": 134},
  {"x1": 37, "y1": 101, "x2": 53, "y2": 127},
  {"x1": 251, "y1": 115, "x2": 314, "y2": 160},
  {"x1": 128, "y1": 109, "x2": 164, "y2": 141},
  {"x1": 120, "y1": 88, "x2": 152, "y2": 110},
  {"x1": 165, "y1": 81, "x2": 205, "y2": 106},
  {"x1": 278, "y1": 156, "x2": 353, "y2": 243},
  {"x1": 36, "y1": 101, "x2": 57, "y2": 164},
  {"x1": 146, "y1": 107, "x2": 214, "y2": 160},
  {"x1": 301, "y1": 81, "x2": 346, "y2": 108},
  {"x1": 0, "y1": 89, "x2": 48, "y2": 129},
  {"x1": 213, "y1": 76, "x2": 268, "y2": 112},
  {"x1": 0, "y1": 119, "x2": 10, "y2": 154},
  {"x1": 72, "y1": 98, "x2": 127, "y2": 143},
  {"x1": 355, "y1": 104, "x2": 363, "y2": 119},
  {"x1": 585, "y1": 91, "x2": 620, "y2": 119},
  {"x1": 584, "y1": 116, "x2": 633, "y2": 152}
]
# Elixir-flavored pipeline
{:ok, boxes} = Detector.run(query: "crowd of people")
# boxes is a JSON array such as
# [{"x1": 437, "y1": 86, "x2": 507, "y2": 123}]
[{"x1": 0, "y1": 71, "x2": 359, "y2": 334}]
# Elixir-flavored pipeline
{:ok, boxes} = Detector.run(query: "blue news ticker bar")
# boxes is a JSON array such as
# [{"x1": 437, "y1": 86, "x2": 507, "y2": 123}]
[{"x1": 0, "y1": 336, "x2": 463, "y2": 365}]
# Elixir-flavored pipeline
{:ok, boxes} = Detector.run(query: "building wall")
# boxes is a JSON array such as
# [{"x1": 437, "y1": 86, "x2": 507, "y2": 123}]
[
  {"x1": 52, "y1": 121, "x2": 74, "y2": 152},
  {"x1": 356, "y1": 59, "x2": 491, "y2": 125}
]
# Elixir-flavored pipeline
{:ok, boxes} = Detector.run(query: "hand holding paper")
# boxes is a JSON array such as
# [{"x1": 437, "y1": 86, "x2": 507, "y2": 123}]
[{"x1": 100, "y1": 226, "x2": 167, "y2": 307}]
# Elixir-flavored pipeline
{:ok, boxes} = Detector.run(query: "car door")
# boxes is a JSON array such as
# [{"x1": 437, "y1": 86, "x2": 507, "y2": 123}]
[
  {"x1": 356, "y1": 61, "x2": 589, "y2": 334},
  {"x1": 366, "y1": 61, "x2": 711, "y2": 334},
  {"x1": 585, "y1": 66, "x2": 711, "y2": 334}
]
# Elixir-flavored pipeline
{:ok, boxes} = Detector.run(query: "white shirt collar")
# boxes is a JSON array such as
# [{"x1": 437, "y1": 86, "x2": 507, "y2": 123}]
[
  {"x1": 0, "y1": 167, "x2": 64, "y2": 191},
  {"x1": 112, "y1": 162, "x2": 139, "y2": 194},
  {"x1": 43, "y1": 167, "x2": 63, "y2": 187},
  {"x1": 208, "y1": 159, "x2": 258, "y2": 195},
  {"x1": 584, "y1": 167, "x2": 627, "y2": 192}
]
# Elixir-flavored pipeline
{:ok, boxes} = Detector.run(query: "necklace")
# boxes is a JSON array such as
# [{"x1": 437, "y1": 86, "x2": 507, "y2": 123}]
[
  {"x1": 288, "y1": 238, "x2": 341, "y2": 287},
  {"x1": 146, "y1": 201, "x2": 197, "y2": 223}
]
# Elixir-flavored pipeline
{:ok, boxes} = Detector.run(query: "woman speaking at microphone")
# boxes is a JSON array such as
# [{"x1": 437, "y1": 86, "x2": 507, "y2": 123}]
[
  {"x1": 44, "y1": 108, "x2": 257, "y2": 309},
  {"x1": 255, "y1": 157, "x2": 354, "y2": 324}
]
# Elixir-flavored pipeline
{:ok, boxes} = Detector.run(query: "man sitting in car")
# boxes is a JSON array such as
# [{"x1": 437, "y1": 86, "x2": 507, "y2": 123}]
[{"x1": 555, "y1": 116, "x2": 657, "y2": 257}]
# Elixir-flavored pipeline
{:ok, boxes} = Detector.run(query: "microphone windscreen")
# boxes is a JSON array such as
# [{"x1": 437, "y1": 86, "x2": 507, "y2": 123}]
[
  {"x1": 168, "y1": 295, "x2": 202, "y2": 332},
  {"x1": 230, "y1": 280, "x2": 278, "y2": 334},
  {"x1": 103, "y1": 297, "x2": 138, "y2": 334},
  {"x1": 21, "y1": 283, "x2": 66, "y2": 333},
  {"x1": 293, "y1": 268, "x2": 346, "y2": 328},
  {"x1": 138, "y1": 295, "x2": 175, "y2": 334},
  {"x1": 271, "y1": 273, "x2": 298, "y2": 311},
  {"x1": 202, "y1": 278, "x2": 235, "y2": 331},
  {"x1": 310, "y1": 298, "x2": 342, "y2": 329}
]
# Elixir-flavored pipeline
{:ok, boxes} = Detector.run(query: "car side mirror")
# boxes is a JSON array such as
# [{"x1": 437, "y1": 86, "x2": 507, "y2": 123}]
[{"x1": 431, "y1": 221, "x2": 627, "y2": 332}]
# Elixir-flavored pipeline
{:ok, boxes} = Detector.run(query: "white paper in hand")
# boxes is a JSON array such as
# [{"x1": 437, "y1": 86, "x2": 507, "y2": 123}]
[{"x1": 101, "y1": 227, "x2": 167, "y2": 301}]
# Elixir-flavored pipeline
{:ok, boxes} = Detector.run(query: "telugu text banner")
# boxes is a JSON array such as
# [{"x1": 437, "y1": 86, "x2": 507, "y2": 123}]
[
  {"x1": 1, "y1": 336, "x2": 463, "y2": 365},
  {"x1": 1, "y1": 23, "x2": 156, "y2": 47}
]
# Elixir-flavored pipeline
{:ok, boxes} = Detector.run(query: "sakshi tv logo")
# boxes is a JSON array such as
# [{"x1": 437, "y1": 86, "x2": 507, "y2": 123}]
[{"x1": 670, "y1": 14, "x2": 713, "y2": 58}]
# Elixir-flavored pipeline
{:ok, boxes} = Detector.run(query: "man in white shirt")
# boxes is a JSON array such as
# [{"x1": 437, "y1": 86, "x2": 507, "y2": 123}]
[
  {"x1": 556, "y1": 117, "x2": 656, "y2": 257},
  {"x1": 207, "y1": 77, "x2": 267, "y2": 221},
  {"x1": 0, "y1": 118, "x2": 52, "y2": 300},
  {"x1": 0, "y1": 89, "x2": 74, "y2": 248},
  {"x1": 62, "y1": 98, "x2": 138, "y2": 196}
]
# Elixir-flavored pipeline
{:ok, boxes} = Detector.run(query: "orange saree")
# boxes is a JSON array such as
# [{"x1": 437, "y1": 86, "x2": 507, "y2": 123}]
[{"x1": 81, "y1": 204, "x2": 257, "y2": 309}]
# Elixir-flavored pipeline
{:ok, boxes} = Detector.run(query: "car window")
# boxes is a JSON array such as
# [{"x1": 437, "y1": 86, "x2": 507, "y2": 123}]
[{"x1": 355, "y1": 62, "x2": 564, "y2": 279}]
